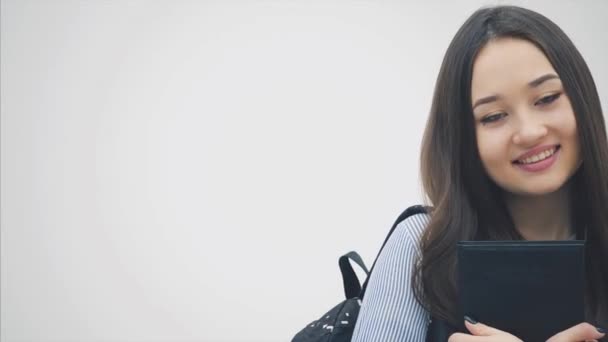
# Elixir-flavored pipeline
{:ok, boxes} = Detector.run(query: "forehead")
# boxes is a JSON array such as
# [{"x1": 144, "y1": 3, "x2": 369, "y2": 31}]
[{"x1": 471, "y1": 37, "x2": 558, "y2": 100}]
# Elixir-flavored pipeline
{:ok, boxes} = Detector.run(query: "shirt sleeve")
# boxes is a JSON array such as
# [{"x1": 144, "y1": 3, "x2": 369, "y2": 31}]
[{"x1": 351, "y1": 213, "x2": 431, "y2": 341}]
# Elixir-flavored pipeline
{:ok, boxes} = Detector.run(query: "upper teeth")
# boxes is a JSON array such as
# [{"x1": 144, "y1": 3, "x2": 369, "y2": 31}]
[{"x1": 518, "y1": 147, "x2": 557, "y2": 164}]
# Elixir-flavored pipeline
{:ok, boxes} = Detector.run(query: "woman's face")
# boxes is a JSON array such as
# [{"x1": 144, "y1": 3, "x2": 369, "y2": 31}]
[{"x1": 471, "y1": 37, "x2": 581, "y2": 196}]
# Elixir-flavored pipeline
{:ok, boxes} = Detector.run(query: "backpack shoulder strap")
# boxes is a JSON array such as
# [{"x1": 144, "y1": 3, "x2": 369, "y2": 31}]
[
  {"x1": 359, "y1": 204, "x2": 429, "y2": 298},
  {"x1": 339, "y1": 251, "x2": 369, "y2": 299}
]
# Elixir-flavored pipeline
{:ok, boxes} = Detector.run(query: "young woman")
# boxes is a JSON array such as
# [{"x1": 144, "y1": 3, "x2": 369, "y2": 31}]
[{"x1": 352, "y1": 5, "x2": 608, "y2": 342}]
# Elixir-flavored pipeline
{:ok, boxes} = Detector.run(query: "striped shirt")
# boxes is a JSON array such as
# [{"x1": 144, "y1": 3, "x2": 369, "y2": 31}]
[{"x1": 351, "y1": 213, "x2": 431, "y2": 341}]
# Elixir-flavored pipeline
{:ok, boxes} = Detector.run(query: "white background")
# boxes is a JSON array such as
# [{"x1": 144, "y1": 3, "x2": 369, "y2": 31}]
[{"x1": 2, "y1": 1, "x2": 607, "y2": 341}]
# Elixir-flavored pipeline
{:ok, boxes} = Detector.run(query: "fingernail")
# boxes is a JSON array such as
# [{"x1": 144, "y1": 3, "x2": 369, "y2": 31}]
[
  {"x1": 597, "y1": 326, "x2": 606, "y2": 333},
  {"x1": 464, "y1": 315, "x2": 478, "y2": 324}
]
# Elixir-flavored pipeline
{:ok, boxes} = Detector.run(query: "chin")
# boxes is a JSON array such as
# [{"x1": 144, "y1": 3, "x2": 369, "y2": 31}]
[{"x1": 507, "y1": 181, "x2": 568, "y2": 197}]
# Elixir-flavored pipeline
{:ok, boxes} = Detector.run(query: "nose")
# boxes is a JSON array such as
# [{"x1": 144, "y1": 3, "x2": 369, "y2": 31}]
[{"x1": 512, "y1": 115, "x2": 548, "y2": 146}]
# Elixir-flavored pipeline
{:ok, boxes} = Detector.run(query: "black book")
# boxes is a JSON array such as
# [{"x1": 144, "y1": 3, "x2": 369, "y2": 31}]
[{"x1": 457, "y1": 240, "x2": 585, "y2": 342}]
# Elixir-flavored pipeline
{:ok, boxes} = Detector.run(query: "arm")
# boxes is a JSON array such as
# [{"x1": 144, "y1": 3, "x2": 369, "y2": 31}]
[{"x1": 351, "y1": 214, "x2": 430, "y2": 342}]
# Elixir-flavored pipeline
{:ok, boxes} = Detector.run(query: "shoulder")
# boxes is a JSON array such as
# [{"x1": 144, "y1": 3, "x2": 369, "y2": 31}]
[
  {"x1": 367, "y1": 210, "x2": 431, "y2": 291},
  {"x1": 351, "y1": 211, "x2": 431, "y2": 341},
  {"x1": 382, "y1": 211, "x2": 430, "y2": 257}
]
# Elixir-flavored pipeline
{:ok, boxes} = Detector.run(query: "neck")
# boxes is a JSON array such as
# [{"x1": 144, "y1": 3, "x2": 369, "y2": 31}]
[{"x1": 504, "y1": 185, "x2": 573, "y2": 241}]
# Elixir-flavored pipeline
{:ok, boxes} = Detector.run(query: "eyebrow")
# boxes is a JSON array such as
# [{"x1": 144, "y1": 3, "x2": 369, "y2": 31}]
[
  {"x1": 472, "y1": 73, "x2": 561, "y2": 110},
  {"x1": 528, "y1": 73, "x2": 560, "y2": 87}
]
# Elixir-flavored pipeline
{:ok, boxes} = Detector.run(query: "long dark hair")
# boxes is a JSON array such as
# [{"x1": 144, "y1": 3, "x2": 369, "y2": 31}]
[{"x1": 413, "y1": 5, "x2": 608, "y2": 327}]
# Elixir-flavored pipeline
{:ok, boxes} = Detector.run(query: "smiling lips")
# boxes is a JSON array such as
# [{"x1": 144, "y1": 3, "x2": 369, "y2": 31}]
[{"x1": 513, "y1": 145, "x2": 561, "y2": 172}]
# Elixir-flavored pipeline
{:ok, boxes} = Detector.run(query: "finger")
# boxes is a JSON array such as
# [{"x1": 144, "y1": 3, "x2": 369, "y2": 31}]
[
  {"x1": 448, "y1": 332, "x2": 468, "y2": 342},
  {"x1": 546, "y1": 323, "x2": 605, "y2": 342},
  {"x1": 464, "y1": 319, "x2": 510, "y2": 337},
  {"x1": 449, "y1": 332, "x2": 517, "y2": 342},
  {"x1": 448, "y1": 332, "x2": 498, "y2": 342}
]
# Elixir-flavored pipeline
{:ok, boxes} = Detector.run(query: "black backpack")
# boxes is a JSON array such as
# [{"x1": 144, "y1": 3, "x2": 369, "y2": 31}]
[{"x1": 291, "y1": 205, "x2": 458, "y2": 342}]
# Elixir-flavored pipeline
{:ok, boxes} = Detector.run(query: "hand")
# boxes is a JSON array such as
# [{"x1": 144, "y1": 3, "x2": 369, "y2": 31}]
[
  {"x1": 546, "y1": 322, "x2": 606, "y2": 342},
  {"x1": 448, "y1": 317, "x2": 522, "y2": 342}
]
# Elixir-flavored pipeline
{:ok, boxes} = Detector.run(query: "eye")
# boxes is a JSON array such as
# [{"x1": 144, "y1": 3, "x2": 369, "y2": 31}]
[
  {"x1": 535, "y1": 93, "x2": 561, "y2": 106},
  {"x1": 480, "y1": 112, "x2": 507, "y2": 125}
]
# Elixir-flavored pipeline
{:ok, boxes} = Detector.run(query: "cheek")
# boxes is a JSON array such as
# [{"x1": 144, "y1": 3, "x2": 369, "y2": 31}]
[
  {"x1": 476, "y1": 130, "x2": 508, "y2": 171},
  {"x1": 561, "y1": 116, "x2": 582, "y2": 164},
  {"x1": 551, "y1": 107, "x2": 580, "y2": 161},
  {"x1": 556, "y1": 98, "x2": 579, "y2": 138},
  {"x1": 563, "y1": 116, "x2": 578, "y2": 140}
]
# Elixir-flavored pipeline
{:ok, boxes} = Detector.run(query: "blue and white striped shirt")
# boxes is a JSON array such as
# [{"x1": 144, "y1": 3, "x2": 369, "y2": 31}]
[{"x1": 351, "y1": 213, "x2": 431, "y2": 341}]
